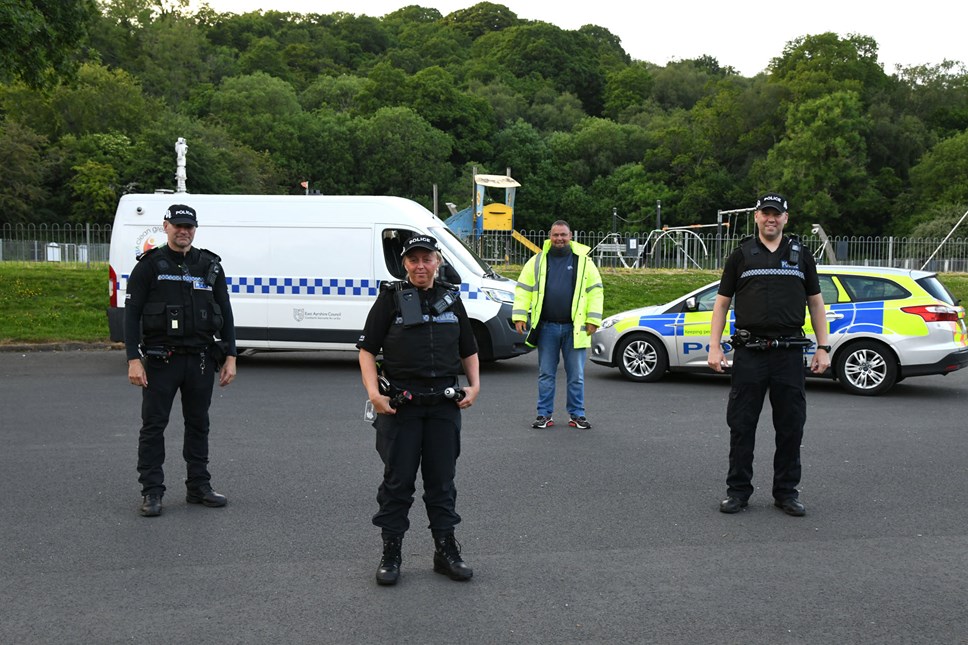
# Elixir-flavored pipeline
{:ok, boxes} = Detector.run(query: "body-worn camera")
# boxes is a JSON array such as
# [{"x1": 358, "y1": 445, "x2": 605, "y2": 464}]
[
  {"x1": 430, "y1": 290, "x2": 458, "y2": 316},
  {"x1": 395, "y1": 288, "x2": 425, "y2": 327}
]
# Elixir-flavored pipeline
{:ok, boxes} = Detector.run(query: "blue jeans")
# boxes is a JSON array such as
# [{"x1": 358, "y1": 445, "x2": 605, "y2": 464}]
[{"x1": 536, "y1": 321, "x2": 586, "y2": 418}]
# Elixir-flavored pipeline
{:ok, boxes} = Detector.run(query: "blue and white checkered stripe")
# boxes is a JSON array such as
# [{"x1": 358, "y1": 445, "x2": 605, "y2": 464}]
[
  {"x1": 740, "y1": 268, "x2": 805, "y2": 280},
  {"x1": 227, "y1": 277, "x2": 379, "y2": 296},
  {"x1": 119, "y1": 275, "x2": 484, "y2": 299},
  {"x1": 457, "y1": 282, "x2": 481, "y2": 300}
]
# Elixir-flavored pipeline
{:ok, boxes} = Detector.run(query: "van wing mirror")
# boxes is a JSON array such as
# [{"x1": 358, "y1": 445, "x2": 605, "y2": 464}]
[{"x1": 441, "y1": 263, "x2": 462, "y2": 285}]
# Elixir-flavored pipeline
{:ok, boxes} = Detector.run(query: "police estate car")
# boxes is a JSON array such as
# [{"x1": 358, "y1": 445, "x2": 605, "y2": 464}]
[{"x1": 590, "y1": 266, "x2": 968, "y2": 395}]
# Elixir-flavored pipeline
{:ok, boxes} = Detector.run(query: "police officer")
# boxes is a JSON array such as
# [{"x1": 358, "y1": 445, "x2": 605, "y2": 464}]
[
  {"x1": 357, "y1": 234, "x2": 480, "y2": 586},
  {"x1": 124, "y1": 204, "x2": 237, "y2": 517},
  {"x1": 707, "y1": 193, "x2": 830, "y2": 517}
]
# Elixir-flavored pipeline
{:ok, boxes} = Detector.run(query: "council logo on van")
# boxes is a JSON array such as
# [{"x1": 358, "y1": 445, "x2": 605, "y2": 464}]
[
  {"x1": 135, "y1": 226, "x2": 165, "y2": 256},
  {"x1": 293, "y1": 307, "x2": 342, "y2": 322}
]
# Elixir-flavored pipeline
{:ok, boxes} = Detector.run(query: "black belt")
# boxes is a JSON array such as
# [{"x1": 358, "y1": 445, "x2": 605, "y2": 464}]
[{"x1": 169, "y1": 346, "x2": 207, "y2": 355}]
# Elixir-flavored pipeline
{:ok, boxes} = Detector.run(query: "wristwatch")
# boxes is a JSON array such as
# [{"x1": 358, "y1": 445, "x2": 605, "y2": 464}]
[{"x1": 816, "y1": 345, "x2": 831, "y2": 352}]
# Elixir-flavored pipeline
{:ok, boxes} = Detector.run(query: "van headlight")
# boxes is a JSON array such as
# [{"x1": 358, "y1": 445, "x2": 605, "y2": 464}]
[{"x1": 481, "y1": 287, "x2": 515, "y2": 304}]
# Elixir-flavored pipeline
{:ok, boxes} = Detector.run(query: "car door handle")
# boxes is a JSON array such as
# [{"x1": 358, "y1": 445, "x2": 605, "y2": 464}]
[{"x1": 826, "y1": 312, "x2": 844, "y2": 320}]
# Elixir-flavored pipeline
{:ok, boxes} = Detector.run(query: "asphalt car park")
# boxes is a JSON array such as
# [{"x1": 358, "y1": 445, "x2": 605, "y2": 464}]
[
  {"x1": 2, "y1": 349, "x2": 966, "y2": 644},
  {"x1": 591, "y1": 265, "x2": 968, "y2": 395}
]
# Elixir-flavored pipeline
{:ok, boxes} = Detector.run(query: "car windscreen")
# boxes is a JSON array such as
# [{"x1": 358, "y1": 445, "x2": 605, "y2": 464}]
[{"x1": 917, "y1": 276, "x2": 959, "y2": 306}]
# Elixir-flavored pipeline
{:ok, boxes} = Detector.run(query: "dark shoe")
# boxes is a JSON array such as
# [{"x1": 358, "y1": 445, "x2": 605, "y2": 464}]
[
  {"x1": 775, "y1": 497, "x2": 806, "y2": 516},
  {"x1": 376, "y1": 535, "x2": 403, "y2": 586},
  {"x1": 186, "y1": 486, "x2": 227, "y2": 507},
  {"x1": 719, "y1": 496, "x2": 748, "y2": 514},
  {"x1": 139, "y1": 494, "x2": 162, "y2": 517},
  {"x1": 532, "y1": 415, "x2": 554, "y2": 429},
  {"x1": 433, "y1": 534, "x2": 473, "y2": 581},
  {"x1": 569, "y1": 415, "x2": 591, "y2": 429}
]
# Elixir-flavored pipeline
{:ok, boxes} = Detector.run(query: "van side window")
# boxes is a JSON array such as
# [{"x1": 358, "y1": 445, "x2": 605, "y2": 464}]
[{"x1": 381, "y1": 229, "x2": 411, "y2": 279}]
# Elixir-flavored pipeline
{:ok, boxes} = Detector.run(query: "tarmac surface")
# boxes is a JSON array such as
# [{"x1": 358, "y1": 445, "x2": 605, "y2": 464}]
[{"x1": 1, "y1": 348, "x2": 966, "y2": 644}]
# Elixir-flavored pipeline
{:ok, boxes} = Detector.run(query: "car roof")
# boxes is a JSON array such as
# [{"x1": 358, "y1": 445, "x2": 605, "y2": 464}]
[{"x1": 817, "y1": 265, "x2": 936, "y2": 279}]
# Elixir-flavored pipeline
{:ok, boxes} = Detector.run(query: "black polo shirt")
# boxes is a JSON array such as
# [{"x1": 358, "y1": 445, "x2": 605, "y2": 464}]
[{"x1": 718, "y1": 236, "x2": 820, "y2": 337}]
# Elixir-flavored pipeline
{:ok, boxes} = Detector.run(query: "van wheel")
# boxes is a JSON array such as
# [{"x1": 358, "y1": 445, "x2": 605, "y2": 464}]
[
  {"x1": 472, "y1": 322, "x2": 494, "y2": 362},
  {"x1": 833, "y1": 340, "x2": 898, "y2": 396},
  {"x1": 616, "y1": 333, "x2": 668, "y2": 382}
]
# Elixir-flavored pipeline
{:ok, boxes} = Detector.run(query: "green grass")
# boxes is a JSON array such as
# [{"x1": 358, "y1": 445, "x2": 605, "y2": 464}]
[
  {"x1": 2, "y1": 263, "x2": 967, "y2": 344},
  {"x1": 0, "y1": 264, "x2": 110, "y2": 343}
]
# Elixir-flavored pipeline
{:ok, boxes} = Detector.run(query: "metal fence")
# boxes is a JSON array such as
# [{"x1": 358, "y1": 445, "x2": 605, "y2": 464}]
[
  {"x1": 3, "y1": 222, "x2": 968, "y2": 273},
  {"x1": 464, "y1": 229, "x2": 968, "y2": 273},
  {"x1": 0, "y1": 223, "x2": 112, "y2": 266}
]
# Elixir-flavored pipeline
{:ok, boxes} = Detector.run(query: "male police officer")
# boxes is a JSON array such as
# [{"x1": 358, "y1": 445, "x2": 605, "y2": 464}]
[
  {"x1": 125, "y1": 204, "x2": 237, "y2": 517},
  {"x1": 707, "y1": 194, "x2": 830, "y2": 517}
]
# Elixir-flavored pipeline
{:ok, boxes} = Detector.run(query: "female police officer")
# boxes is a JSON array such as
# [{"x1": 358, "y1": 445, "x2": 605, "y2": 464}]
[{"x1": 357, "y1": 234, "x2": 480, "y2": 586}]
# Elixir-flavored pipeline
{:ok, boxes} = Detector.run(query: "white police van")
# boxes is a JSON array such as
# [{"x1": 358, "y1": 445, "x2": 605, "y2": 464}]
[{"x1": 106, "y1": 193, "x2": 527, "y2": 361}]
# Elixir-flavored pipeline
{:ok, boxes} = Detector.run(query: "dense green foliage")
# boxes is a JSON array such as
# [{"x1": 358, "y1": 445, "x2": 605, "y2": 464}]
[
  {"x1": 1, "y1": 1, "x2": 966, "y2": 237},
  {"x1": 4, "y1": 264, "x2": 968, "y2": 344}
]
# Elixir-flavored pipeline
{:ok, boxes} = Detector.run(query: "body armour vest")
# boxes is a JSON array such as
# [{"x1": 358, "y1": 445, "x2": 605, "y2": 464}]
[
  {"x1": 138, "y1": 246, "x2": 224, "y2": 348},
  {"x1": 733, "y1": 235, "x2": 807, "y2": 336},
  {"x1": 380, "y1": 282, "x2": 462, "y2": 383}
]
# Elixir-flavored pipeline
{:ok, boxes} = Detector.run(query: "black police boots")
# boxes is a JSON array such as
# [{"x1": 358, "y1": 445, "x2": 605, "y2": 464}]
[
  {"x1": 186, "y1": 485, "x2": 227, "y2": 507},
  {"x1": 433, "y1": 533, "x2": 473, "y2": 581},
  {"x1": 376, "y1": 535, "x2": 403, "y2": 586},
  {"x1": 139, "y1": 494, "x2": 162, "y2": 517}
]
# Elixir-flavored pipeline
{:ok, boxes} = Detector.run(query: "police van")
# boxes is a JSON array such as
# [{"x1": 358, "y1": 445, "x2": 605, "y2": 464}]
[{"x1": 107, "y1": 193, "x2": 527, "y2": 361}]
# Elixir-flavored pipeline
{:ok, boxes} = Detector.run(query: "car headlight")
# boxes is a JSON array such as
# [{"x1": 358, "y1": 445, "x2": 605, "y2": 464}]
[
  {"x1": 600, "y1": 316, "x2": 618, "y2": 329},
  {"x1": 481, "y1": 287, "x2": 515, "y2": 304}
]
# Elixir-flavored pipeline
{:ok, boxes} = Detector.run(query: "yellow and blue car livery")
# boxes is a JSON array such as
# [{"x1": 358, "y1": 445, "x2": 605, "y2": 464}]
[{"x1": 590, "y1": 265, "x2": 968, "y2": 396}]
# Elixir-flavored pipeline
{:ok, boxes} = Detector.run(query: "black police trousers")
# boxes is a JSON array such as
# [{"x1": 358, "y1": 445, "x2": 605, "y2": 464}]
[
  {"x1": 138, "y1": 351, "x2": 215, "y2": 495},
  {"x1": 725, "y1": 346, "x2": 806, "y2": 501},
  {"x1": 372, "y1": 399, "x2": 462, "y2": 537}
]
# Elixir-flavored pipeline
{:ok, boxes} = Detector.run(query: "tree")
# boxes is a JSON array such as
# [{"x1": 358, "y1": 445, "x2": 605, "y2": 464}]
[
  {"x1": 908, "y1": 130, "x2": 968, "y2": 209},
  {"x1": 68, "y1": 161, "x2": 119, "y2": 224},
  {"x1": 472, "y1": 22, "x2": 607, "y2": 115},
  {"x1": 0, "y1": 63, "x2": 153, "y2": 139},
  {"x1": 0, "y1": 119, "x2": 50, "y2": 225},
  {"x1": 756, "y1": 91, "x2": 882, "y2": 235},
  {"x1": 603, "y1": 63, "x2": 654, "y2": 120},
  {"x1": 444, "y1": 2, "x2": 519, "y2": 40},
  {"x1": 350, "y1": 107, "x2": 453, "y2": 200},
  {"x1": 0, "y1": 0, "x2": 98, "y2": 87},
  {"x1": 768, "y1": 32, "x2": 892, "y2": 104}
]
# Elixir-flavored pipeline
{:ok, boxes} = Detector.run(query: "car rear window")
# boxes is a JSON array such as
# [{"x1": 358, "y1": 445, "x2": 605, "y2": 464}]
[
  {"x1": 838, "y1": 275, "x2": 911, "y2": 302},
  {"x1": 916, "y1": 276, "x2": 958, "y2": 306}
]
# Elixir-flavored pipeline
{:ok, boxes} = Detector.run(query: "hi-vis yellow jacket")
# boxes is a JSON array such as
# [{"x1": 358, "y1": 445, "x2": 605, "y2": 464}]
[{"x1": 512, "y1": 239, "x2": 604, "y2": 348}]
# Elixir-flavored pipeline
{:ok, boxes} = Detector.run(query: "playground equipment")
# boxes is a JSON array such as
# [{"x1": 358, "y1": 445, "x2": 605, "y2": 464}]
[
  {"x1": 592, "y1": 224, "x2": 716, "y2": 269},
  {"x1": 445, "y1": 172, "x2": 541, "y2": 258}
]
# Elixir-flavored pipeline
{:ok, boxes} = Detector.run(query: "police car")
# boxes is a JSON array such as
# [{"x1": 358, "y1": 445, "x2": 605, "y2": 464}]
[{"x1": 590, "y1": 266, "x2": 968, "y2": 395}]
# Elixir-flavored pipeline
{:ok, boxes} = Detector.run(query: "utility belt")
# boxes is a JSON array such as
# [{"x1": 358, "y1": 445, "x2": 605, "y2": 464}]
[
  {"x1": 730, "y1": 329, "x2": 814, "y2": 351},
  {"x1": 139, "y1": 344, "x2": 208, "y2": 362},
  {"x1": 378, "y1": 376, "x2": 460, "y2": 408}
]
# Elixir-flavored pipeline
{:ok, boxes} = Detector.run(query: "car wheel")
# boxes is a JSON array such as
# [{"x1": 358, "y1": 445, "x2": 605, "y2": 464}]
[
  {"x1": 833, "y1": 340, "x2": 898, "y2": 396},
  {"x1": 616, "y1": 333, "x2": 669, "y2": 382}
]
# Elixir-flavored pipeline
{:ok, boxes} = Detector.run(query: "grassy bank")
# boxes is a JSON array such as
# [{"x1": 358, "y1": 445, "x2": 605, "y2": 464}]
[
  {"x1": 0, "y1": 264, "x2": 109, "y2": 343},
  {"x1": 2, "y1": 263, "x2": 967, "y2": 344}
]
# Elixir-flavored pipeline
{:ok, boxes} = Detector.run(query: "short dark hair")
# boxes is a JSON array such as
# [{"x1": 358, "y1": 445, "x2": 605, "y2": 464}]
[{"x1": 551, "y1": 220, "x2": 571, "y2": 231}]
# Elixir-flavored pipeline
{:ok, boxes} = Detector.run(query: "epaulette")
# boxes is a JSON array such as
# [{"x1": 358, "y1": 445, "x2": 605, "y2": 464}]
[
  {"x1": 435, "y1": 280, "x2": 459, "y2": 292},
  {"x1": 197, "y1": 247, "x2": 222, "y2": 262},
  {"x1": 379, "y1": 280, "x2": 408, "y2": 293},
  {"x1": 135, "y1": 246, "x2": 161, "y2": 262}
]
